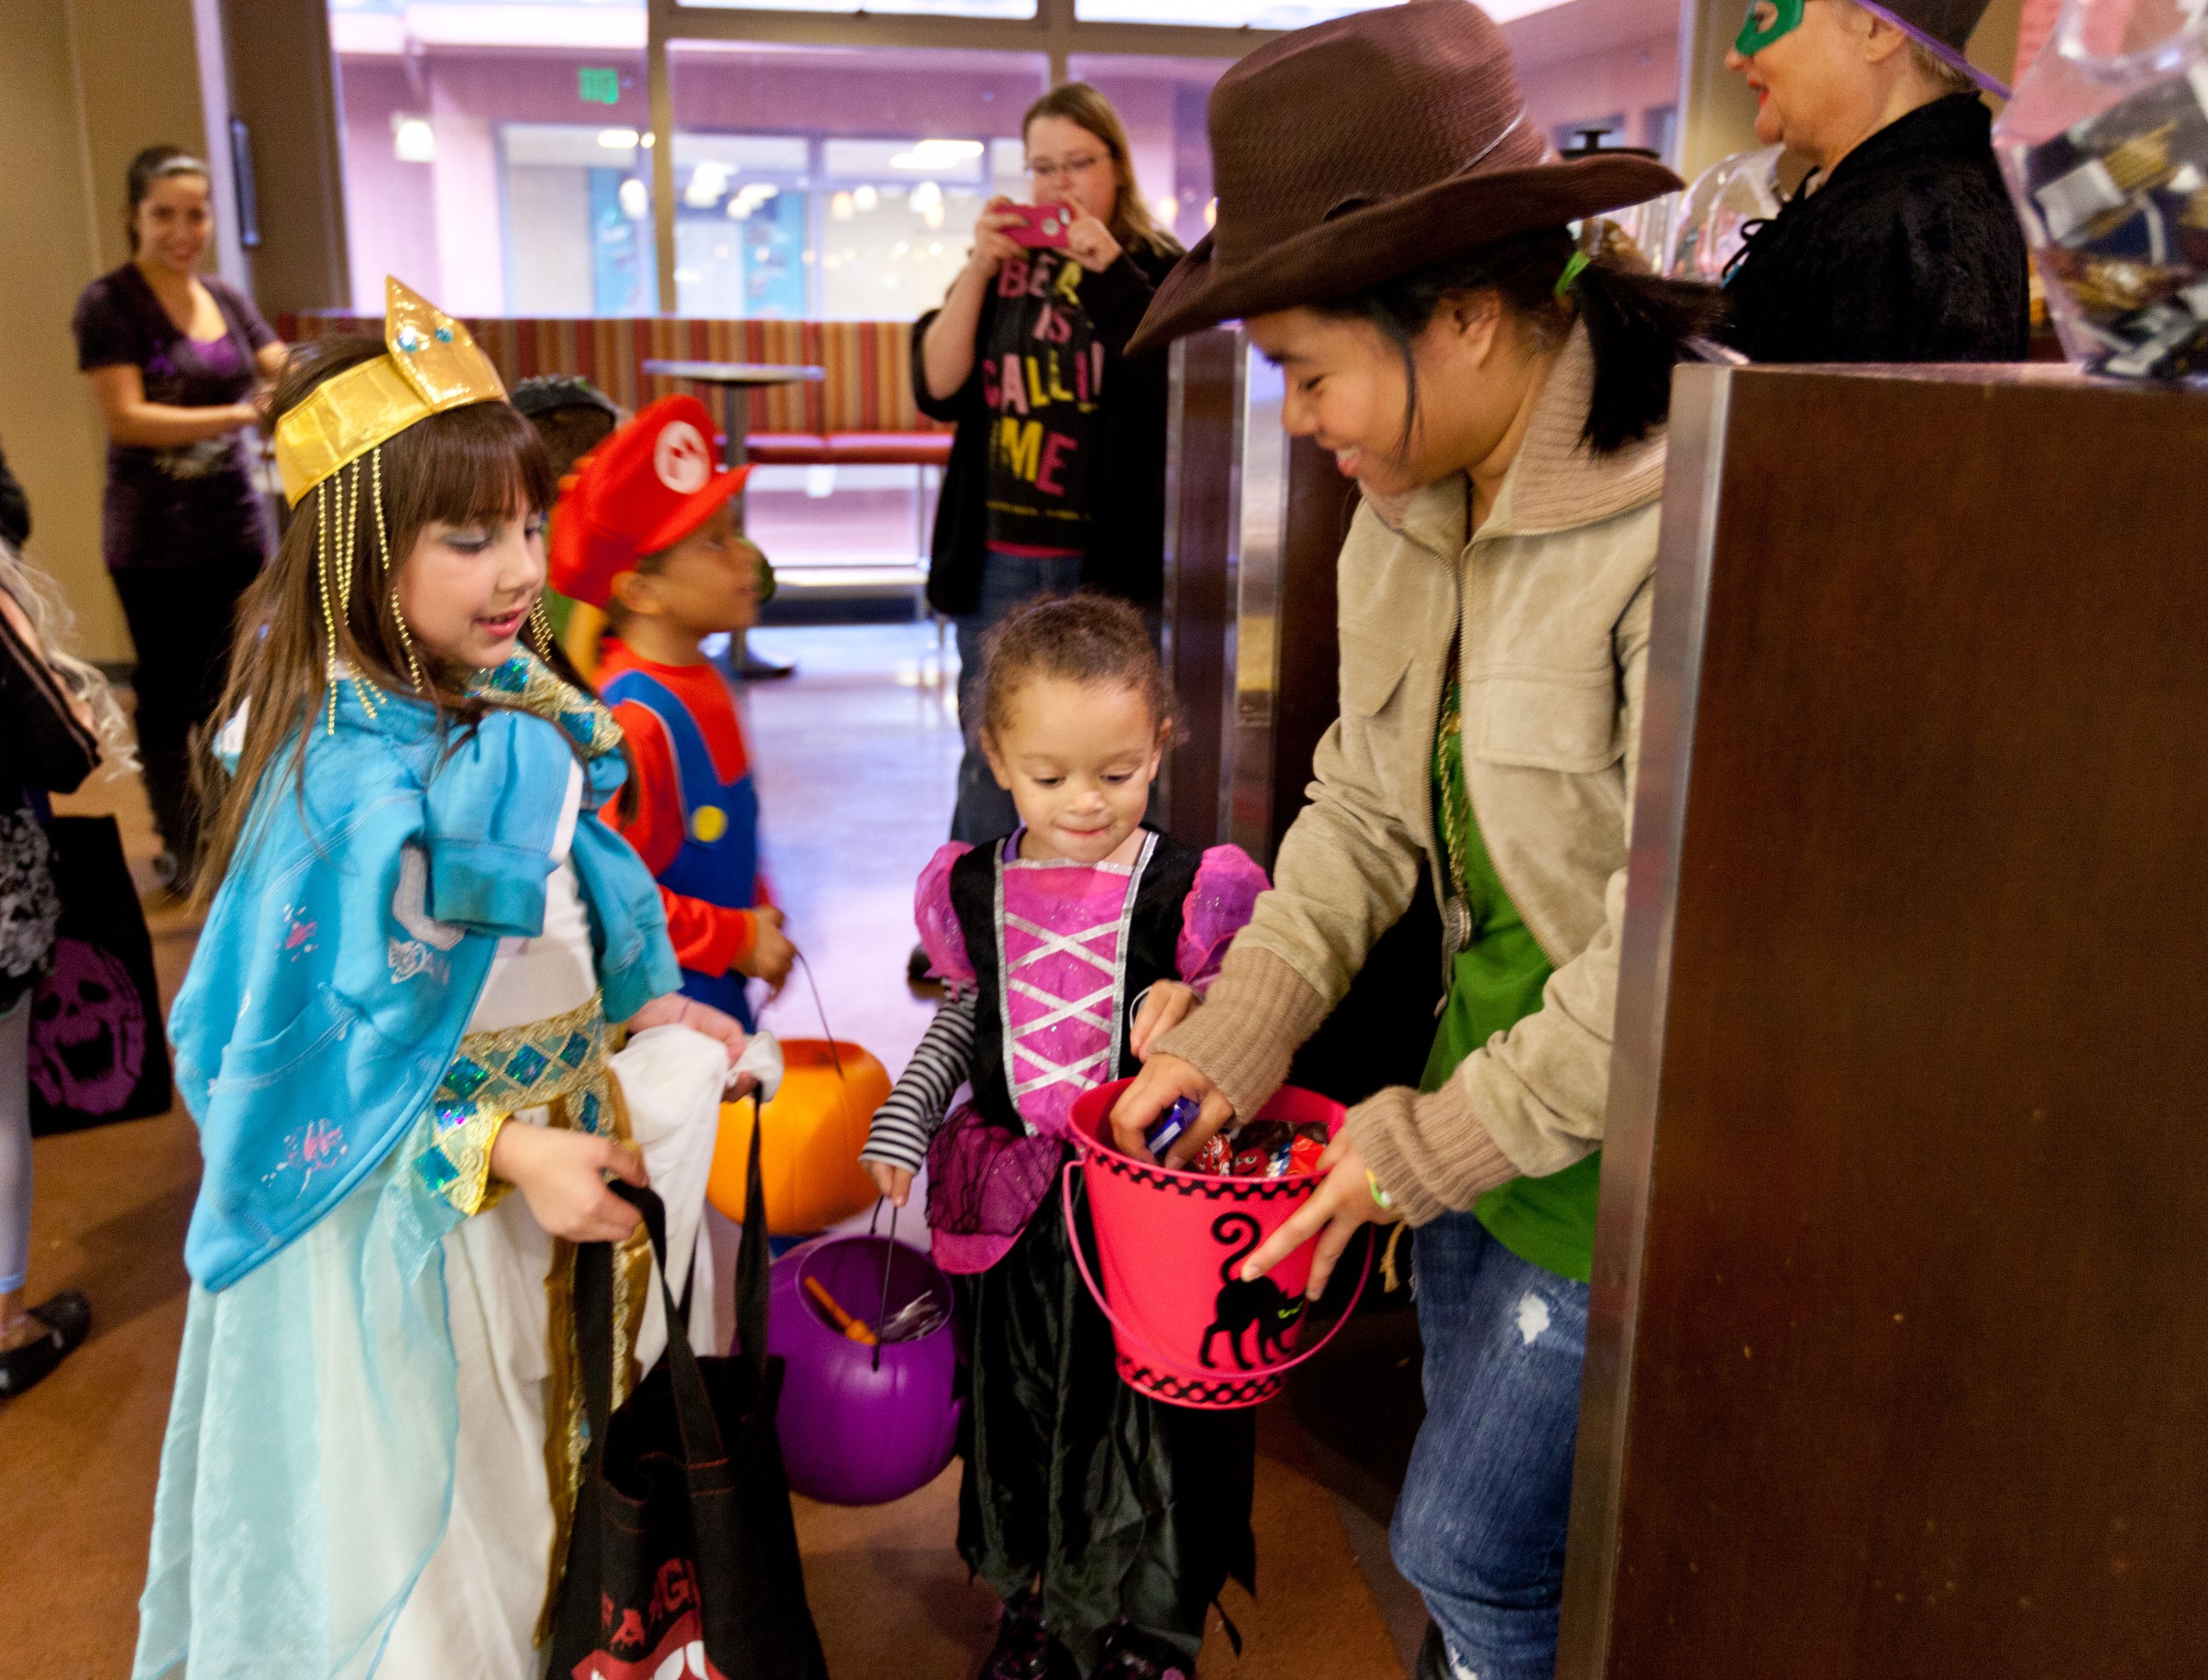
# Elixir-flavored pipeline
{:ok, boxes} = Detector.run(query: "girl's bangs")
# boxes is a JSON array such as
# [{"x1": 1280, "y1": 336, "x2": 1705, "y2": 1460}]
[{"x1": 392, "y1": 398, "x2": 559, "y2": 530}]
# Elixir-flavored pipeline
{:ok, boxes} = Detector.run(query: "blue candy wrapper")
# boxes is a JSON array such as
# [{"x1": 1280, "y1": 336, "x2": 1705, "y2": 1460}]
[{"x1": 1145, "y1": 1095, "x2": 1200, "y2": 1156}]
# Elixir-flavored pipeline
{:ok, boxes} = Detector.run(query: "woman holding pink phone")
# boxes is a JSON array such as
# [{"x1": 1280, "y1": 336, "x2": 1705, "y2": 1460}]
[{"x1": 913, "y1": 83, "x2": 1183, "y2": 866}]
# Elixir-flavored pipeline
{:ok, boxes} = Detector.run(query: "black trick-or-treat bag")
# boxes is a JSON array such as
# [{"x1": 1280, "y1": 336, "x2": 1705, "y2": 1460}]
[
  {"x1": 28, "y1": 814, "x2": 172, "y2": 1136},
  {"x1": 549, "y1": 1107, "x2": 829, "y2": 1680}
]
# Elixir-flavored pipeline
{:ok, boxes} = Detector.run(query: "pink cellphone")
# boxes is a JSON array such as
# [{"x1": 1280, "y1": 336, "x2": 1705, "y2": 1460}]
[{"x1": 1005, "y1": 203, "x2": 1073, "y2": 250}]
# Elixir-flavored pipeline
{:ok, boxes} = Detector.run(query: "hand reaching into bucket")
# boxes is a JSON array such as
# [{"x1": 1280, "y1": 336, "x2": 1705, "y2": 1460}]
[
  {"x1": 1238, "y1": 1131, "x2": 1400, "y2": 1300},
  {"x1": 1107, "y1": 1053, "x2": 1235, "y2": 1166},
  {"x1": 1128, "y1": 981, "x2": 1198, "y2": 1061}
]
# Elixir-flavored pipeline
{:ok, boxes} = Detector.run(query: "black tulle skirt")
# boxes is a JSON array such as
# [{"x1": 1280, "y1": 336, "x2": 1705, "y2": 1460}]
[{"x1": 957, "y1": 1170, "x2": 1256, "y2": 1673}]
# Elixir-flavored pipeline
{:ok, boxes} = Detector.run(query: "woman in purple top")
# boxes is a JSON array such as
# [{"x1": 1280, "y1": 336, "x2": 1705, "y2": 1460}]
[{"x1": 72, "y1": 146, "x2": 286, "y2": 890}]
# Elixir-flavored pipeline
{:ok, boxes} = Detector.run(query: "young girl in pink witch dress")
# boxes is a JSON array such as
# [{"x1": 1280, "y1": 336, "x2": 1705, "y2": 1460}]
[{"x1": 861, "y1": 592, "x2": 1269, "y2": 1680}]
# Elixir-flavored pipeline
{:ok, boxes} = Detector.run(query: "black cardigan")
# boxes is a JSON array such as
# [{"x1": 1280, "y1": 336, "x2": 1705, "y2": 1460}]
[
  {"x1": 913, "y1": 241, "x2": 1181, "y2": 617},
  {"x1": 1720, "y1": 95, "x2": 2030, "y2": 364},
  {"x1": 0, "y1": 598, "x2": 98, "y2": 804}
]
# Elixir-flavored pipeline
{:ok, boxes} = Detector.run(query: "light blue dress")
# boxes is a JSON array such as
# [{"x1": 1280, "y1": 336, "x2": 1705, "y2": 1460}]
[{"x1": 134, "y1": 660, "x2": 681, "y2": 1680}]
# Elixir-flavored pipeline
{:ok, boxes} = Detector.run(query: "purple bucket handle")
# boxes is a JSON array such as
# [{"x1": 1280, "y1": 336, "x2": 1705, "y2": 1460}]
[{"x1": 1058, "y1": 1162, "x2": 1371, "y2": 1391}]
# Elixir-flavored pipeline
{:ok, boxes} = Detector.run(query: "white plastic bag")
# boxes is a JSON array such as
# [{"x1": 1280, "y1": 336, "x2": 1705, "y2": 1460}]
[{"x1": 1996, "y1": 0, "x2": 2208, "y2": 379}]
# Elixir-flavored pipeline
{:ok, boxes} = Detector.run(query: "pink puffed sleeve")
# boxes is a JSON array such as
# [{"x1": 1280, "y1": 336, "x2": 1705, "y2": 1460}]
[
  {"x1": 914, "y1": 842, "x2": 976, "y2": 986},
  {"x1": 1176, "y1": 844, "x2": 1270, "y2": 992}
]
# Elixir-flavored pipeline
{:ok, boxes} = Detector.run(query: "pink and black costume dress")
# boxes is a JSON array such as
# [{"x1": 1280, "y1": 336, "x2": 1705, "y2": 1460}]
[{"x1": 862, "y1": 827, "x2": 1267, "y2": 1673}]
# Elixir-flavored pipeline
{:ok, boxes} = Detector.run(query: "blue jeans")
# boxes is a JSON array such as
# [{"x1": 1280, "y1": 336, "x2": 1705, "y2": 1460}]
[
  {"x1": 1390, "y1": 1212, "x2": 1589, "y2": 1680},
  {"x1": 950, "y1": 550, "x2": 1086, "y2": 847}
]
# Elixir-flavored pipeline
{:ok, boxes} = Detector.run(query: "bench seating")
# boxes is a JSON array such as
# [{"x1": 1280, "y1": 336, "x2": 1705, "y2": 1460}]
[
  {"x1": 278, "y1": 312, "x2": 952, "y2": 466},
  {"x1": 741, "y1": 432, "x2": 953, "y2": 468}
]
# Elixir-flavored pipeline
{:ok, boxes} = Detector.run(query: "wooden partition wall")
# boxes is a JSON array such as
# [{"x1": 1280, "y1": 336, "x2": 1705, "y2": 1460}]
[{"x1": 1560, "y1": 362, "x2": 2208, "y2": 1677}]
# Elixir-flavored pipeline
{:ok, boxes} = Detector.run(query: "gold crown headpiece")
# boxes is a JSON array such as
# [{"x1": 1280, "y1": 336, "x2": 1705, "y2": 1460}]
[
  {"x1": 273, "y1": 279, "x2": 554, "y2": 728},
  {"x1": 273, "y1": 276, "x2": 506, "y2": 505}
]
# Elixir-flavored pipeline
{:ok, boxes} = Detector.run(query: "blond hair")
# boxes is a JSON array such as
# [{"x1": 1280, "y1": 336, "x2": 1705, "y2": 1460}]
[
  {"x1": 1023, "y1": 83, "x2": 1183, "y2": 260},
  {"x1": 1907, "y1": 37, "x2": 1979, "y2": 95},
  {"x1": 0, "y1": 539, "x2": 135, "y2": 770}
]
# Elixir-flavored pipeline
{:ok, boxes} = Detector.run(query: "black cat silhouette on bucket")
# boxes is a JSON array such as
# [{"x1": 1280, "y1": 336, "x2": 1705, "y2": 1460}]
[{"x1": 1199, "y1": 1211, "x2": 1306, "y2": 1371}]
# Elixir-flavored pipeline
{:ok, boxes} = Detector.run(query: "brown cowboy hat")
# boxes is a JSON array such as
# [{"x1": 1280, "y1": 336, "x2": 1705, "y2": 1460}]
[{"x1": 1126, "y1": 0, "x2": 1683, "y2": 354}]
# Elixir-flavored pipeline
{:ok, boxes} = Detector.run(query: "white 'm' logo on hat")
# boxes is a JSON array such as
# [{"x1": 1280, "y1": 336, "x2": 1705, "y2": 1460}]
[{"x1": 654, "y1": 421, "x2": 712, "y2": 494}]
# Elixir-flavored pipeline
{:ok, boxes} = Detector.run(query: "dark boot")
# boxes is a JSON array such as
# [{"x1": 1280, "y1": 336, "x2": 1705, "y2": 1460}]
[
  {"x1": 1416, "y1": 1624, "x2": 1457, "y2": 1680},
  {"x1": 1092, "y1": 1623, "x2": 1197, "y2": 1680},
  {"x1": 139, "y1": 747, "x2": 198, "y2": 893},
  {"x1": 975, "y1": 1589, "x2": 1072, "y2": 1680}
]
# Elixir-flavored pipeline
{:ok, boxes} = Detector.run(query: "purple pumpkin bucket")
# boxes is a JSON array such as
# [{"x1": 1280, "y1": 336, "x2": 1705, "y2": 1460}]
[{"x1": 765, "y1": 1232, "x2": 963, "y2": 1506}]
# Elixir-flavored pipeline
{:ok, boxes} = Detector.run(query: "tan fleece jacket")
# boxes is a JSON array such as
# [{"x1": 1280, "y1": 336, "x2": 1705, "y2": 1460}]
[{"x1": 1157, "y1": 323, "x2": 1662, "y2": 1226}]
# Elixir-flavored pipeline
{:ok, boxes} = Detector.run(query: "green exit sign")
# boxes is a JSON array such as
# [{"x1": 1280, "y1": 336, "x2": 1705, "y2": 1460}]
[{"x1": 578, "y1": 66, "x2": 621, "y2": 106}]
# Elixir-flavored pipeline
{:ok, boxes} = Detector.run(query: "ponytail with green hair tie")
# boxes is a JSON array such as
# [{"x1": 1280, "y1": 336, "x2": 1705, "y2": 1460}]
[{"x1": 1554, "y1": 249, "x2": 1591, "y2": 300}]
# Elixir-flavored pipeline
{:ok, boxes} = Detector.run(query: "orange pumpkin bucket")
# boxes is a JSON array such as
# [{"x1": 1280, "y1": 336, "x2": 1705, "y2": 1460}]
[{"x1": 709, "y1": 1037, "x2": 889, "y2": 1236}]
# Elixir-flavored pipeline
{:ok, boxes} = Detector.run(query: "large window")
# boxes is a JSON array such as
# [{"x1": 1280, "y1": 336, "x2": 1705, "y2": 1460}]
[
  {"x1": 668, "y1": 42, "x2": 1045, "y2": 319},
  {"x1": 331, "y1": 0, "x2": 654, "y2": 315},
  {"x1": 1064, "y1": 54, "x2": 1229, "y2": 250},
  {"x1": 329, "y1": 0, "x2": 1679, "y2": 322},
  {"x1": 1072, "y1": 0, "x2": 1391, "y2": 22}
]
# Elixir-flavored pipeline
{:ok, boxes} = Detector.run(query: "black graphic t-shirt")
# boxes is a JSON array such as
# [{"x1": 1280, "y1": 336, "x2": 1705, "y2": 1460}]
[{"x1": 979, "y1": 248, "x2": 1105, "y2": 554}]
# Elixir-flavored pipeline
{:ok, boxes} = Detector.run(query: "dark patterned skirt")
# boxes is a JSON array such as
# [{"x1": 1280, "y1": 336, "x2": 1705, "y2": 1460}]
[{"x1": 957, "y1": 1163, "x2": 1257, "y2": 1673}]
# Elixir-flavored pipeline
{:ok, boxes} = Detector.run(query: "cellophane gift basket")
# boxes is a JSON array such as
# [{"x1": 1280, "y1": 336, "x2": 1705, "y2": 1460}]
[{"x1": 1995, "y1": 0, "x2": 2208, "y2": 380}]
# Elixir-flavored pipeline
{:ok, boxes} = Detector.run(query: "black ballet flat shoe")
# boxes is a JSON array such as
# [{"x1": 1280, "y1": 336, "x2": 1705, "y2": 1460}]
[
  {"x1": 1093, "y1": 1624, "x2": 1195, "y2": 1680},
  {"x1": 0, "y1": 1290, "x2": 91, "y2": 1399},
  {"x1": 975, "y1": 1589, "x2": 1072, "y2": 1680}
]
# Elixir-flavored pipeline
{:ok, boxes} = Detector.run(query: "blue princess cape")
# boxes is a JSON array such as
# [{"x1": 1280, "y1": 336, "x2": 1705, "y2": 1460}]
[
  {"x1": 135, "y1": 655, "x2": 683, "y2": 1680},
  {"x1": 168, "y1": 655, "x2": 679, "y2": 1291}
]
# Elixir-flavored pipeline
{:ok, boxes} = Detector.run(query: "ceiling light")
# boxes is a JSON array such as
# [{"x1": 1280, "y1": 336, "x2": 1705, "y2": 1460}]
[
  {"x1": 598, "y1": 128, "x2": 640, "y2": 149},
  {"x1": 392, "y1": 116, "x2": 435, "y2": 164},
  {"x1": 890, "y1": 138, "x2": 984, "y2": 171}
]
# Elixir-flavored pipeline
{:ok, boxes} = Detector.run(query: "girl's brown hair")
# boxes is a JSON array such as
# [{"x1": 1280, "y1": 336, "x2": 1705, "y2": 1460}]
[
  {"x1": 1021, "y1": 84, "x2": 1183, "y2": 261},
  {"x1": 191, "y1": 335, "x2": 560, "y2": 905},
  {"x1": 979, "y1": 591, "x2": 1173, "y2": 742}
]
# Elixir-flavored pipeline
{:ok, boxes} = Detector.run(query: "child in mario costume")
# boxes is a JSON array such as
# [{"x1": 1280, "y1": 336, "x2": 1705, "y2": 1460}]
[{"x1": 551, "y1": 395, "x2": 797, "y2": 1030}]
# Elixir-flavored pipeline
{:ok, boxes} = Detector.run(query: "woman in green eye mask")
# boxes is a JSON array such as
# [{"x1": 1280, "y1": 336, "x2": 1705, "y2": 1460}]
[{"x1": 1719, "y1": 0, "x2": 2030, "y2": 362}]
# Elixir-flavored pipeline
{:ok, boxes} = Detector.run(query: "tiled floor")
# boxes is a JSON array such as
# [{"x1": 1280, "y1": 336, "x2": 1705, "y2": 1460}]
[{"x1": 0, "y1": 624, "x2": 1421, "y2": 1679}]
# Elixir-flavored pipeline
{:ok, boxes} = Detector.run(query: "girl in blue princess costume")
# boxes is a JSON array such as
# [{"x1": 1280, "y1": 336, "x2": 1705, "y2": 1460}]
[{"x1": 134, "y1": 285, "x2": 746, "y2": 1680}]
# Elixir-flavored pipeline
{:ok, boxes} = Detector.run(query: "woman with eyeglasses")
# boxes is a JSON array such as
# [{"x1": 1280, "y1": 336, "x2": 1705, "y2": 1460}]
[{"x1": 914, "y1": 83, "x2": 1184, "y2": 856}]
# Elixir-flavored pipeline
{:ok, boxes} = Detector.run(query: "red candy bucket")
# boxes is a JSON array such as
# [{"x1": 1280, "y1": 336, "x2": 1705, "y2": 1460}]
[{"x1": 1064, "y1": 1079, "x2": 1371, "y2": 1410}]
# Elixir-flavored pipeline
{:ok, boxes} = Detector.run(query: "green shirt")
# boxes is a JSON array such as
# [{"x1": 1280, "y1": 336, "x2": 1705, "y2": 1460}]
[{"x1": 1427, "y1": 680, "x2": 1602, "y2": 1282}]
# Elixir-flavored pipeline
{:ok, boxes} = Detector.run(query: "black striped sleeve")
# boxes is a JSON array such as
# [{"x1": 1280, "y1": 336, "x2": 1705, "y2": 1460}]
[{"x1": 860, "y1": 991, "x2": 977, "y2": 1175}]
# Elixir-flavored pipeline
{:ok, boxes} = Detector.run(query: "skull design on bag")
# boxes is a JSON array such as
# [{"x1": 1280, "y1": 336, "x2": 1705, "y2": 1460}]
[{"x1": 29, "y1": 938, "x2": 147, "y2": 1115}]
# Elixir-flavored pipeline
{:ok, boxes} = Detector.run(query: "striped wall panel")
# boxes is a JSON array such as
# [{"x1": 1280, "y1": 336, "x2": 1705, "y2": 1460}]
[{"x1": 275, "y1": 313, "x2": 949, "y2": 436}]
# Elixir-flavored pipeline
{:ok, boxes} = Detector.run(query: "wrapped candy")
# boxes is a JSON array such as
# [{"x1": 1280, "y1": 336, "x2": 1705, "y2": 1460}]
[{"x1": 1995, "y1": 7, "x2": 2208, "y2": 381}]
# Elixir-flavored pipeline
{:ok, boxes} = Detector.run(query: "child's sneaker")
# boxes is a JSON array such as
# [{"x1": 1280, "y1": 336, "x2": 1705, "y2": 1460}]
[
  {"x1": 975, "y1": 1589, "x2": 1070, "y2": 1680},
  {"x1": 1092, "y1": 1623, "x2": 1193, "y2": 1680}
]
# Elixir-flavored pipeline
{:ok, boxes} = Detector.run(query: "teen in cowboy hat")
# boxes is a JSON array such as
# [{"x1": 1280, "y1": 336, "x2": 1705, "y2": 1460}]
[
  {"x1": 1719, "y1": 0, "x2": 2029, "y2": 361},
  {"x1": 1108, "y1": 4, "x2": 1708, "y2": 1675}
]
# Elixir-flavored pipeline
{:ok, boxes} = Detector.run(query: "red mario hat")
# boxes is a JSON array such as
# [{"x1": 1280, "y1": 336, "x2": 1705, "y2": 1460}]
[{"x1": 549, "y1": 395, "x2": 750, "y2": 608}]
